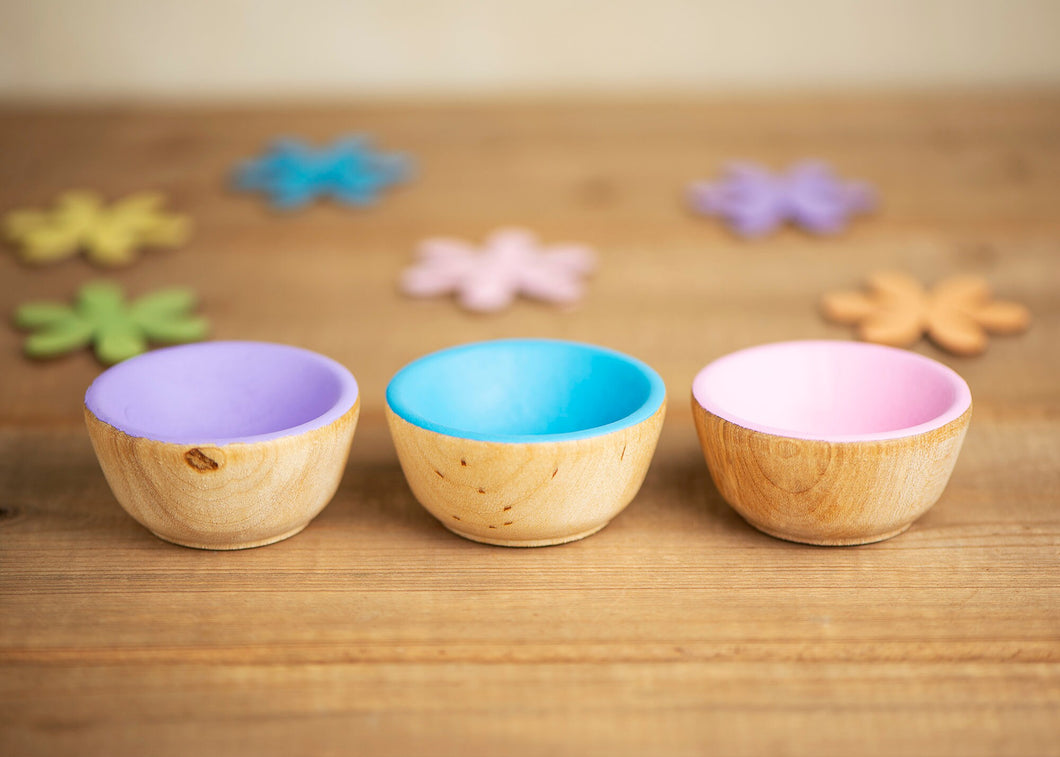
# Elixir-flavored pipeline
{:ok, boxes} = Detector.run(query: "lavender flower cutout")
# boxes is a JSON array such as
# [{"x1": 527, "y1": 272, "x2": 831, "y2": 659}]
[
  {"x1": 400, "y1": 229, "x2": 596, "y2": 313},
  {"x1": 688, "y1": 161, "x2": 875, "y2": 237},
  {"x1": 234, "y1": 135, "x2": 410, "y2": 210}
]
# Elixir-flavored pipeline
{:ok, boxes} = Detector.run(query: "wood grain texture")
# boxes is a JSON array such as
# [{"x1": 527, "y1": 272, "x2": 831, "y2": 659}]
[
  {"x1": 83, "y1": 399, "x2": 360, "y2": 549},
  {"x1": 1, "y1": 96, "x2": 1059, "y2": 756},
  {"x1": 692, "y1": 401, "x2": 971, "y2": 545},
  {"x1": 387, "y1": 402, "x2": 665, "y2": 546}
]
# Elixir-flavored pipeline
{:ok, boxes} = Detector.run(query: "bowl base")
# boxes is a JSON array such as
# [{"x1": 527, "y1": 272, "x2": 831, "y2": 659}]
[
  {"x1": 147, "y1": 522, "x2": 311, "y2": 550},
  {"x1": 444, "y1": 522, "x2": 610, "y2": 548},
  {"x1": 746, "y1": 519, "x2": 914, "y2": 547}
]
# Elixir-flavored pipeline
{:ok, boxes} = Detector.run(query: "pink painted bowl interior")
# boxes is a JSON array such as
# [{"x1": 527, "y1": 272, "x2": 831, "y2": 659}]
[
  {"x1": 692, "y1": 340, "x2": 971, "y2": 442},
  {"x1": 85, "y1": 341, "x2": 359, "y2": 445}
]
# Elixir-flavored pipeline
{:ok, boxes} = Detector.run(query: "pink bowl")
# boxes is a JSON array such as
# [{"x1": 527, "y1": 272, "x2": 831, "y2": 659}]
[
  {"x1": 693, "y1": 340, "x2": 971, "y2": 442},
  {"x1": 691, "y1": 341, "x2": 972, "y2": 545}
]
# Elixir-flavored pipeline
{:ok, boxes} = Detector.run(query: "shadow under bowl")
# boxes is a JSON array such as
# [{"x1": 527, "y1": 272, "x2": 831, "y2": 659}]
[
  {"x1": 691, "y1": 340, "x2": 972, "y2": 546},
  {"x1": 84, "y1": 341, "x2": 360, "y2": 549},
  {"x1": 386, "y1": 339, "x2": 667, "y2": 546}
]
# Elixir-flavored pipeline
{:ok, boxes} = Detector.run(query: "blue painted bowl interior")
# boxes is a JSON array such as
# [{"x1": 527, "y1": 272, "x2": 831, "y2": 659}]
[{"x1": 386, "y1": 339, "x2": 666, "y2": 442}]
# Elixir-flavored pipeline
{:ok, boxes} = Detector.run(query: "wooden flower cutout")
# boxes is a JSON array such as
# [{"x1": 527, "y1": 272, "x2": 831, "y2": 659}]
[
  {"x1": 234, "y1": 136, "x2": 410, "y2": 210},
  {"x1": 14, "y1": 281, "x2": 208, "y2": 365},
  {"x1": 400, "y1": 228, "x2": 596, "y2": 313},
  {"x1": 821, "y1": 271, "x2": 1031, "y2": 356},
  {"x1": 688, "y1": 161, "x2": 874, "y2": 237},
  {"x1": 3, "y1": 191, "x2": 190, "y2": 267}
]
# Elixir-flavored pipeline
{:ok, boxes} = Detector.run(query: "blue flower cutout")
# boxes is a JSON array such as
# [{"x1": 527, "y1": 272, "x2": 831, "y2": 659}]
[{"x1": 234, "y1": 136, "x2": 411, "y2": 210}]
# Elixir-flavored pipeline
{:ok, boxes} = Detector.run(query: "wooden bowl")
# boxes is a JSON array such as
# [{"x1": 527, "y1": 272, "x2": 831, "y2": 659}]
[
  {"x1": 84, "y1": 341, "x2": 360, "y2": 549},
  {"x1": 691, "y1": 340, "x2": 971, "y2": 546},
  {"x1": 386, "y1": 339, "x2": 666, "y2": 547}
]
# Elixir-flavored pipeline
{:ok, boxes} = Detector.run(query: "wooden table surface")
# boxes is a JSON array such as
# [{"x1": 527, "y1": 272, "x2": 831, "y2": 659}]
[{"x1": 1, "y1": 96, "x2": 1058, "y2": 757}]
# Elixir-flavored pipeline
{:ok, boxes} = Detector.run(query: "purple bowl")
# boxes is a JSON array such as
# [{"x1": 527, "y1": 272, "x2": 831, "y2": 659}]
[{"x1": 84, "y1": 341, "x2": 361, "y2": 549}]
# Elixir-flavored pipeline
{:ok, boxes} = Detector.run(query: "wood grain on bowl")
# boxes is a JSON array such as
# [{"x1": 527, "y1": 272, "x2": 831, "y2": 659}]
[
  {"x1": 387, "y1": 402, "x2": 665, "y2": 546},
  {"x1": 84, "y1": 399, "x2": 360, "y2": 550},
  {"x1": 692, "y1": 398, "x2": 970, "y2": 546}
]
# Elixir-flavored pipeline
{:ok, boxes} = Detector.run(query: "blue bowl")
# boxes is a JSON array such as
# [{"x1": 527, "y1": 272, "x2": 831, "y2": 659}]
[{"x1": 386, "y1": 339, "x2": 667, "y2": 546}]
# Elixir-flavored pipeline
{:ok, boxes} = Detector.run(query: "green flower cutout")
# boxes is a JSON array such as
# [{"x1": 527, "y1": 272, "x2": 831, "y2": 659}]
[{"x1": 14, "y1": 281, "x2": 209, "y2": 365}]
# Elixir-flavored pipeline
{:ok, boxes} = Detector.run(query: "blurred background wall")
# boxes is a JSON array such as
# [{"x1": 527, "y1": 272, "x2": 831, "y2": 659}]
[{"x1": 1, "y1": 0, "x2": 1059, "y2": 100}]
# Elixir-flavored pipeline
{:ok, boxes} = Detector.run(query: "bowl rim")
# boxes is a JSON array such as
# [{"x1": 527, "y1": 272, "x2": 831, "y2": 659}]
[
  {"x1": 692, "y1": 339, "x2": 972, "y2": 442},
  {"x1": 84, "y1": 340, "x2": 360, "y2": 445},
  {"x1": 386, "y1": 338, "x2": 667, "y2": 443}
]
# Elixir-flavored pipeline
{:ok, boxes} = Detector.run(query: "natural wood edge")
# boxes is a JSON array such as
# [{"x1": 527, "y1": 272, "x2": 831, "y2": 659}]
[
  {"x1": 691, "y1": 392, "x2": 972, "y2": 546},
  {"x1": 83, "y1": 398, "x2": 361, "y2": 550},
  {"x1": 144, "y1": 521, "x2": 314, "y2": 551},
  {"x1": 443, "y1": 521, "x2": 611, "y2": 548},
  {"x1": 386, "y1": 400, "x2": 666, "y2": 547}
]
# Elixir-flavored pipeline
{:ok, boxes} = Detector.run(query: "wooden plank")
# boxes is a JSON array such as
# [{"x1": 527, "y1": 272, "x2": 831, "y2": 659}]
[
  {"x1": 1, "y1": 96, "x2": 1058, "y2": 756},
  {"x1": 2, "y1": 662, "x2": 1058, "y2": 757}
]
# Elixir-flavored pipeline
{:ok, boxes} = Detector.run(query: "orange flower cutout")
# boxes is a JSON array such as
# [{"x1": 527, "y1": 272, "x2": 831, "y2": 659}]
[{"x1": 821, "y1": 271, "x2": 1031, "y2": 356}]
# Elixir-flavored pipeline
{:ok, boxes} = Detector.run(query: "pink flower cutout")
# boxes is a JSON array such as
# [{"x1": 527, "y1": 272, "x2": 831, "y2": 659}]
[{"x1": 400, "y1": 229, "x2": 596, "y2": 312}]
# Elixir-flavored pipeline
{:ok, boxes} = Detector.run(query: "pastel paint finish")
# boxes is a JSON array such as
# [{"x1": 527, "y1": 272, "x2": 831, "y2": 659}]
[
  {"x1": 386, "y1": 339, "x2": 666, "y2": 546},
  {"x1": 688, "y1": 161, "x2": 874, "y2": 237},
  {"x1": 691, "y1": 340, "x2": 971, "y2": 546},
  {"x1": 4, "y1": 190, "x2": 189, "y2": 267},
  {"x1": 84, "y1": 341, "x2": 360, "y2": 549},
  {"x1": 234, "y1": 136, "x2": 410, "y2": 210},
  {"x1": 400, "y1": 229, "x2": 596, "y2": 313}
]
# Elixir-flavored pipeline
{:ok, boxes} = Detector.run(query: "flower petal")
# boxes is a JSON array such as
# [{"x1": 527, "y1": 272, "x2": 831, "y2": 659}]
[
  {"x1": 932, "y1": 275, "x2": 991, "y2": 309},
  {"x1": 10, "y1": 224, "x2": 82, "y2": 264},
  {"x1": 137, "y1": 215, "x2": 191, "y2": 247},
  {"x1": 271, "y1": 181, "x2": 318, "y2": 210},
  {"x1": 415, "y1": 238, "x2": 474, "y2": 262},
  {"x1": 131, "y1": 288, "x2": 198, "y2": 318},
  {"x1": 842, "y1": 181, "x2": 876, "y2": 213},
  {"x1": 137, "y1": 315, "x2": 209, "y2": 344},
  {"x1": 858, "y1": 307, "x2": 924, "y2": 347},
  {"x1": 731, "y1": 208, "x2": 784, "y2": 237},
  {"x1": 458, "y1": 268, "x2": 516, "y2": 312},
  {"x1": 972, "y1": 300, "x2": 1031, "y2": 335},
  {"x1": 331, "y1": 180, "x2": 379, "y2": 206},
  {"x1": 84, "y1": 227, "x2": 140, "y2": 266},
  {"x1": 77, "y1": 281, "x2": 126, "y2": 318},
  {"x1": 688, "y1": 182, "x2": 724, "y2": 215},
  {"x1": 14, "y1": 302, "x2": 75, "y2": 329},
  {"x1": 23, "y1": 318, "x2": 94, "y2": 359},
  {"x1": 109, "y1": 192, "x2": 165, "y2": 218},
  {"x1": 56, "y1": 191, "x2": 103, "y2": 217},
  {"x1": 3, "y1": 209, "x2": 48, "y2": 239},
  {"x1": 927, "y1": 308, "x2": 987, "y2": 356},
  {"x1": 486, "y1": 228, "x2": 537, "y2": 253},
  {"x1": 820, "y1": 291, "x2": 876, "y2": 324},
  {"x1": 94, "y1": 323, "x2": 147, "y2": 365},
  {"x1": 520, "y1": 270, "x2": 583, "y2": 304},
  {"x1": 400, "y1": 262, "x2": 465, "y2": 297},
  {"x1": 867, "y1": 271, "x2": 925, "y2": 302},
  {"x1": 791, "y1": 203, "x2": 847, "y2": 235}
]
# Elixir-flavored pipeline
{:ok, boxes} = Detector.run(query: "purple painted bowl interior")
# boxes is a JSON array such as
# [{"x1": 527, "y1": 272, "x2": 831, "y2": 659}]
[
  {"x1": 85, "y1": 341, "x2": 359, "y2": 445},
  {"x1": 692, "y1": 340, "x2": 971, "y2": 442}
]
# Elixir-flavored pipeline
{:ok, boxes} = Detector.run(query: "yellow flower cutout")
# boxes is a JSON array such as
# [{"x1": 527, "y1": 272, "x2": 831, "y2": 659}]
[{"x1": 3, "y1": 191, "x2": 190, "y2": 267}]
